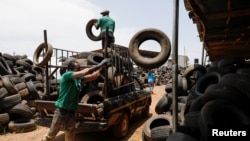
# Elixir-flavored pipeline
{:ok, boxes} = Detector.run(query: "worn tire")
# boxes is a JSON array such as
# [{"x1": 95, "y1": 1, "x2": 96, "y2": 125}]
[
  {"x1": 166, "y1": 132, "x2": 197, "y2": 141},
  {"x1": 155, "y1": 93, "x2": 170, "y2": 114},
  {"x1": 129, "y1": 28, "x2": 171, "y2": 69},
  {"x1": 151, "y1": 125, "x2": 172, "y2": 141},
  {"x1": 87, "y1": 53, "x2": 104, "y2": 65},
  {"x1": 33, "y1": 43, "x2": 53, "y2": 67},
  {"x1": 194, "y1": 71, "x2": 222, "y2": 96},
  {"x1": 80, "y1": 91, "x2": 104, "y2": 104},
  {"x1": 143, "y1": 114, "x2": 172, "y2": 141},
  {"x1": 113, "y1": 113, "x2": 129, "y2": 138},
  {"x1": 86, "y1": 19, "x2": 101, "y2": 41},
  {"x1": 8, "y1": 119, "x2": 36, "y2": 133}
]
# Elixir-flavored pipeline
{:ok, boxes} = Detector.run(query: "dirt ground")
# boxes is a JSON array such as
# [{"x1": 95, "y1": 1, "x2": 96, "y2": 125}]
[{"x1": 0, "y1": 85, "x2": 166, "y2": 141}]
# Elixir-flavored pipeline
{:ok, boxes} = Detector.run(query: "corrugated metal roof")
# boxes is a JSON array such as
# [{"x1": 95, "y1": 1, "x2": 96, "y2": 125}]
[{"x1": 184, "y1": 0, "x2": 250, "y2": 61}]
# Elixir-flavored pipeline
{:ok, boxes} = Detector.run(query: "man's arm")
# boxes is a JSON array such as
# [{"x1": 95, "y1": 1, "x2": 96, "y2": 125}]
[{"x1": 72, "y1": 58, "x2": 110, "y2": 79}]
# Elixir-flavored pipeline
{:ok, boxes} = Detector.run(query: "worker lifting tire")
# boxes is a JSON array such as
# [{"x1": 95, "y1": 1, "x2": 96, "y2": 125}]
[
  {"x1": 33, "y1": 43, "x2": 53, "y2": 67},
  {"x1": 129, "y1": 28, "x2": 171, "y2": 69},
  {"x1": 86, "y1": 19, "x2": 101, "y2": 41}
]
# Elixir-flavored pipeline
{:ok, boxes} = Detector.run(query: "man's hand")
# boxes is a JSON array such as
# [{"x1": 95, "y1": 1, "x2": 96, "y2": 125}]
[{"x1": 88, "y1": 58, "x2": 111, "y2": 74}]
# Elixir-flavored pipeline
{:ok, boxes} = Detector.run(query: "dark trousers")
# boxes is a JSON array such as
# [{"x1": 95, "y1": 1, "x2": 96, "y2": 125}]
[
  {"x1": 101, "y1": 31, "x2": 115, "y2": 49},
  {"x1": 42, "y1": 108, "x2": 76, "y2": 141}
]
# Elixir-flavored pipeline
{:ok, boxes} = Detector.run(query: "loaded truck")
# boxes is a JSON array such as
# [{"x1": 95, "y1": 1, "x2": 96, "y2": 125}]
[{"x1": 33, "y1": 43, "x2": 152, "y2": 139}]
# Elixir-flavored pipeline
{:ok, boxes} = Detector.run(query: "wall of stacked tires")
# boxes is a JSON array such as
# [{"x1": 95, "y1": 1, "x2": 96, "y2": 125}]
[
  {"x1": 0, "y1": 50, "x2": 103, "y2": 134},
  {"x1": 134, "y1": 65, "x2": 186, "y2": 87},
  {"x1": 141, "y1": 57, "x2": 250, "y2": 141},
  {"x1": 0, "y1": 52, "x2": 45, "y2": 134}
]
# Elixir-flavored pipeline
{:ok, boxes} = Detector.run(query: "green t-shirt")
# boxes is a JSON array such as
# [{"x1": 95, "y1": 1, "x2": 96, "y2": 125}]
[
  {"x1": 97, "y1": 15, "x2": 115, "y2": 33},
  {"x1": 55, "y1": 71, "x2": 84, "y2": 111}
]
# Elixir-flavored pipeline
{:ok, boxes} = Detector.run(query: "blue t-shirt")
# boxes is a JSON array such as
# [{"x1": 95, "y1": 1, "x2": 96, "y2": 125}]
[{"x1": 148, "y1": 72, "x2": 155, "y2": 83}]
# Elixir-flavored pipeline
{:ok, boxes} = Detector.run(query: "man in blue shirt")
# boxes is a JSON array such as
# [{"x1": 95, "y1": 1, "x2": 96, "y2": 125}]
[
  {"x1": 95, "y1": 10, "x2": 115, "y2": 49},
  {"x1": 148, "y1": 70, "x2": 156, "y2": 93}
]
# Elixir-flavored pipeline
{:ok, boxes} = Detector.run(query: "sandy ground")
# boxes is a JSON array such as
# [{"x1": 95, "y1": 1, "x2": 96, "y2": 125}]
[{"x1": 0, "y1": 85, "x2": 166, "y2": 141}]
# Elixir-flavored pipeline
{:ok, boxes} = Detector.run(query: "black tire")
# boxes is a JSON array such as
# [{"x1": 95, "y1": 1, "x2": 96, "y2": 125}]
[
  {"x1": 86, "y1": 19, "x2": 101, "y2": 41},
  {"x1": 0, "y1": 94, "x2": 22, "y2": 109},
  {"x1": 0, "y1": 87, "x2": 8, "y2": 101},
  {"x1": 194, "y1": 71, "x2": 222, "y2": 96},
  {"x1": 21, "y1": 73, "x2": 36, "y2": 82},
  {"x1": 0, "y1": 113, "x2": 10, "y2": 125},
  {"x1": 217, "y1": 57, "x2": 245, "y2": 73},
  {"x1": 129, "y1": 28, "x2": 171, "y2": 69},
  {"x1": 2, "y1": 76, "x2": 18, "y2": 95},
  {"x1": 166, "y1": 132, "x2": 197, "y2": 141},
  {"x1": 143, "y1": 114, "x2": 172, "y2": 141},
  {"x1": 8, "y1": 119, "x2": 36, "y2": 133},
  {"x1": 183, "y1": 64, "x2": 207, "y2": 79},
  {"x1": 15, "y1": 59, "x2": 32, "y2": 72},
  {"x1": 141, "y1": 102, "x2": 150, "y2": 118},
  {"x1": 87, "y1": 53, "x2": 104, "y2": 65},
  {"x1": 155, "y1": 93, "x2": 171, "y2": 114},
  {"x1": 5, "y1": 103, "x2": 33, "y2": 119},
  {"x1": 113, "y1": 113, "x2": 129, "y2": 138},
  {"x1": 25, "y1": 80, "x2": 40, "y2": 100},
  {"x1": 219, "y1": 73, "x2": 250, "y2": 99},
  {"x1": 199, "y1": 99, "x2": 249, "y2": 141},
  {"x1": 190, "y1": 84, "x2": 248, "y2": 112},
  {"x1": 80, "y1": 91, "x2": 104, "y2": 104},
  {"x1": 76, "y1": 51, "x2": 94, "y2": 59},
  {"x1": 151, "y1": 125, "x2": 172, "y2": 141},
  {"x1": 0, "y1": 56, "x2": 12, "y2": 75},
  {"x1": 33, "y1": 42, "x2": 53, "y2": 67}
]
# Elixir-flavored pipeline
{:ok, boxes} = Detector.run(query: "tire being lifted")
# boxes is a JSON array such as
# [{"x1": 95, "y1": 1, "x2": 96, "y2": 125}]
[
  {"x1": 86, "y1": 19, "x2": 101, "y2": 41},
  {"x1": 129, "y1": 28, "x2": 171, "y2": 69}
]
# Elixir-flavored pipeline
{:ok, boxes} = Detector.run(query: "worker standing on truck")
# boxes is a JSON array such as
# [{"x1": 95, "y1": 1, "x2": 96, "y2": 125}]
[
  {"x1": 42, "y1": 59, "x2": 109, "y2": 141},
  {"x1": 95, "y1": 10, "x2": 115, "y2": 49}
]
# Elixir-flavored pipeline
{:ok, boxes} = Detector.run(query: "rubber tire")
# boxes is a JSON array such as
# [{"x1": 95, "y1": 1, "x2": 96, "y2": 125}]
[
  {"x1": 33, "y1": 43, "x2": 53, "y2": 67},
  {"x1": 194, "y1": 71, "x2": 222, "y2": 96},
  {"x1": 129, "y1": 28, "x2": 171, "y2": 69},
  {"x1": 8, "y1": 119, "x2": 36, "y2": 133},
  {"x1": 5, "y1": 103, "x2": 33, "y2": 119},
  {"x1": 151, "y1": 125, "x2": 172, "y2": 141},
  {"x1": 155, "y1": 93, "x2": 170, "y2": 114},
  {"x1": 2, "y1": 76, "x2": 18, "y2": 95},
  {"x1": 113, "y1": 113, "x2": 129, "y2": 139},
  {"x1": 199, "y1": 99, "x2": 249, "y2": 141},
  {"x1": 87, "y1": 53, "x2": 104, "y2": 65},
  {"x1": 166, "y1": 132, "x2": 197, "y2": 141},
  {"x1": 86, "y1": 19, "x2": 101, "y2": 41},
  {"x1": 80, "y1": 91, "x2": 104, "y2": 104},
  {"x1": 142, "y1": 114, "x2": 172, "y2": 141}
]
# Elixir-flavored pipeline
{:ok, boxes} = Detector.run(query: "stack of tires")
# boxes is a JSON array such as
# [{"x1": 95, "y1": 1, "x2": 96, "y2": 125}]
[
  {"x1": 142, "y1": 57, "x2": 250, "y2": 141},
  {"x1": 0, "y1": 53, "x2": 46, "y2": 134}
]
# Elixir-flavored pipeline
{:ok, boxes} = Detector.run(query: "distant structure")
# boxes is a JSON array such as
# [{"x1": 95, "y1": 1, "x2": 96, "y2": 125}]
[{"x1": 164, "y1": 54, "x2": 189, "y2": 68}]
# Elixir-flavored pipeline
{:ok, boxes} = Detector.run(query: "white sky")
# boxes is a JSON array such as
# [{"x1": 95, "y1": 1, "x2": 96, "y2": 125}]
[{"x1": 0, "y1": 0, "x2": 204, "y2": 64}]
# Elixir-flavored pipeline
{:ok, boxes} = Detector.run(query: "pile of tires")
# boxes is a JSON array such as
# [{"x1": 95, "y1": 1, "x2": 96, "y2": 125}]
[
  {"x1": 0, "y1": 53, "x2": 46, "y2": 134},
  {"x1": 142, "y1": 57, "x2": 250, "y2": 141}
]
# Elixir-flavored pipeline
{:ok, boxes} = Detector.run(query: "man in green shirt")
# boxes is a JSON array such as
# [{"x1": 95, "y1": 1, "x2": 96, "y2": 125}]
[
  {"x1": 95, "y1": 10, "x2": 115, "y2": 49},
  {"x1": 42, "y1": 59, "x2": 108, "y2": 141}
]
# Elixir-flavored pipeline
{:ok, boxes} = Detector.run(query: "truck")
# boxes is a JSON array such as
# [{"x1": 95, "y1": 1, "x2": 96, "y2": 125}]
[{"x1": 33, "y1": 42, "x2": 152, "y2": 139}]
